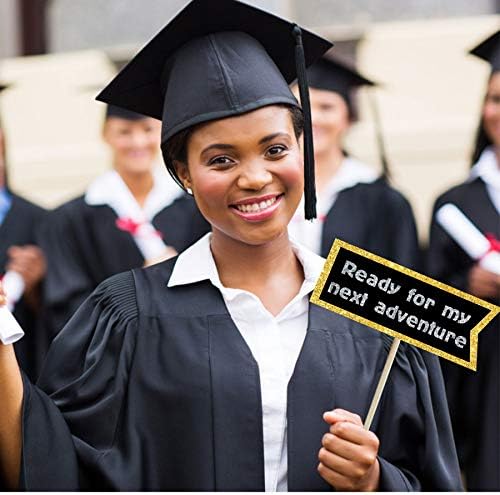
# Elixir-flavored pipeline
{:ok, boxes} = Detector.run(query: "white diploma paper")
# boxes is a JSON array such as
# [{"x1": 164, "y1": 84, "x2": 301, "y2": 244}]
[
  {"x1": 3, "y1": 270, "x2": 25, "y2": 311},
  {"x1": 436, "y1": 203, "x2": 500, "y2": 275},
  {"x1": 0, "y1": 306, "x2": 25, "y2": 345}
]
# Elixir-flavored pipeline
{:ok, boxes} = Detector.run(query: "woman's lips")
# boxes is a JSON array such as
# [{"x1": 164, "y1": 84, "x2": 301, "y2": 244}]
[{"x1": 230, "y1": 194, "x2": 283, "y2": 222}]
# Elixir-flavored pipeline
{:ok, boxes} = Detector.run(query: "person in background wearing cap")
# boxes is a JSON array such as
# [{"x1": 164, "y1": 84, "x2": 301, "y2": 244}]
[
  {"x1": 38, "y1": 104, "x2": 210, "y2": 334},
  {"x1": 289, "y1": 56, "x2": 420, "y2": 269},
  {"x1": 0, "y1": 0, "x2": 461, "y2": 491},
  {"x1": 0, "y1": 85, "x2": 49, "y2": 382},
  {"x1": 427, "y1": 29, "x2": 500, "y2": 491}
]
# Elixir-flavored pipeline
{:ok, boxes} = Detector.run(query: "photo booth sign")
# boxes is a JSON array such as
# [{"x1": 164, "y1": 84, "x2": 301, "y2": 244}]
[{"x1": 311, "y1": 239, "x2": 499, "y2": 371}]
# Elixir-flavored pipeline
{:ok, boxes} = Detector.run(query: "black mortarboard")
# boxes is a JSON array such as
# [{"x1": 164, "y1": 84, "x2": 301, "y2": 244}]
[
  {"x1": 105, "y1": 104, "x2": 147, "y2": 121},
  {"x1": 470, "y1": 29, "x2": 500, "y2": 72},
  {"x1": 97, "y1": 0, "x2": 332, "y2": 220},
  {"x1": 307, "y1": 56, "x2": 375, "y2": 109}
]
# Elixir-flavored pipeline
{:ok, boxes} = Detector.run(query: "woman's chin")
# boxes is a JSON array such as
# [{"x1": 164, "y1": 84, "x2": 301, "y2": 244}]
[{"x1": 215, "y1": 220, "x2": 290, "y2": 248}]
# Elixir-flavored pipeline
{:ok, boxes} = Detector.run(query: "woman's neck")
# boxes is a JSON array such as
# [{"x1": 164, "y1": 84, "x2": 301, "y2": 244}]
[
  {"x1": 116, "y1": 168, "x2": 154, "y2": 208},
  {"x1": 210, "y1": 230, "x2": 304, "y2": 316},
  {"x1": 314, "y1": 146, "x2": 345, "y2": 195}
]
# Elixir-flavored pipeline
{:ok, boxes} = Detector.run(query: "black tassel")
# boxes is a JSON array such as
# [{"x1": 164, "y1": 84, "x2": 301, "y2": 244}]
[
  {"x1": 292, "y1": 25, "x2": 316, "y2": 220},
  {"x1": 368, "y1": 91, "x2": 391, "y2": 182}
]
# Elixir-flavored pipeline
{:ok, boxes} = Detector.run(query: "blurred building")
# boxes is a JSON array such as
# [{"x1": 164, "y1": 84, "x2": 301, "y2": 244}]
[{"x1": 0, "y1": 0, "x2": 499, "y2": 240}]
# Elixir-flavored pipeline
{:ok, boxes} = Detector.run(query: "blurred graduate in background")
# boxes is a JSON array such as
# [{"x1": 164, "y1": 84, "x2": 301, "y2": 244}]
[
  {"x1": 39, "y1": 103, "x2": 209, "y2": 333},
  {"x1": 288, "y1": 55, "x2": 420, "y2": 269},
  {"x1": 427, "y1": 29, "x2": 500, "y2": 491},
  {"x1": 0, "y1": 84, "x2": 48, "y2": 381}
]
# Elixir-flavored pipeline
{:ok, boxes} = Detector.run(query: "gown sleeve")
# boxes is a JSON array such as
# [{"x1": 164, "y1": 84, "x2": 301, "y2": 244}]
[
  {"x1": 37, "y1": 206, "x2": 96, "y2": 335},
  {"x1": 17, "y1": 271, "x2": 139, "y2": 490},
  {"x1": 375, "y1": 343, "x2": 463, "y2": 491}
]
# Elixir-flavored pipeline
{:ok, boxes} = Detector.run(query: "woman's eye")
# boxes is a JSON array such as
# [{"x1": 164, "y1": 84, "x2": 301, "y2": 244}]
[
  {"x1": 266, "y1": 145, "x2": 287, "y2": 157},
  {"x1": 486, "y1": 94, "x2": 500, "y2": 105},
  {"x1": 320, "y1": 104, "x2": 335, "y2": 112},
  {"x1": 209, "y1": 155, "x2": 233, "y2": 166}
]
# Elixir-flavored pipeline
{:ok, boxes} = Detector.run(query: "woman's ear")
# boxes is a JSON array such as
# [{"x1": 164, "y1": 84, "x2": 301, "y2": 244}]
[{"x1": 173, "y1": 160, "x2": 192, "y2": 191}]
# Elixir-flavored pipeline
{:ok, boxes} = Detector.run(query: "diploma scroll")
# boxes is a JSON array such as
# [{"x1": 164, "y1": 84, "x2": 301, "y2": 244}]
[
  {"x1": 436, "y1": 203, "x2": 500, "y2": 275},
  {"x1": 0, "y1": 306, "x2": 25, "y2": 345},
  {"x1": 2, "y1": 270, "x2": 26, "y2": 311}
]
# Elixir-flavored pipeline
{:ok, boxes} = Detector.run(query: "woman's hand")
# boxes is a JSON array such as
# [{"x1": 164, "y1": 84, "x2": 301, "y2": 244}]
[
  {"x1": 467, "y1": 263, "x2": 500, "y2": 300},
  {"x1": 318, "y1": 408, "x2": 380, "y2": 491},
  {"x1": 6, "y1": 245, "x2": 47, "y2": 293},
  {"x1": 0, "y1": 283, "x2": 6, "y2": 307}
]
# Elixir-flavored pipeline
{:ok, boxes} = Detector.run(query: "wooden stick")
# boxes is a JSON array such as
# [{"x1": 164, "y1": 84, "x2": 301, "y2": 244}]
[{"x1": 363, "y1": 338, "x2": 401, "y2": 430}]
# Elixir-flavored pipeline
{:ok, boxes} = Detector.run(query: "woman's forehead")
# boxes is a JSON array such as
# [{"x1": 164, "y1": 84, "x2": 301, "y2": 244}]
[{"x1": 189, "y1": 106, "x2": 294, "y2": 144}]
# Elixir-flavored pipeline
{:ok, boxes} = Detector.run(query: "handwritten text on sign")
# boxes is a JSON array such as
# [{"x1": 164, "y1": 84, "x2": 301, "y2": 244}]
[{"x1": 311, "y1": 240, "x2": 499, "y2": 370}]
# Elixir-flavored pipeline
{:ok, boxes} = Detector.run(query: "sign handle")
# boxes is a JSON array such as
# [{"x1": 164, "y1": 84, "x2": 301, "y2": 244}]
[{"x1": 364, "y1": 338, "x2": 401, "y2": 430}]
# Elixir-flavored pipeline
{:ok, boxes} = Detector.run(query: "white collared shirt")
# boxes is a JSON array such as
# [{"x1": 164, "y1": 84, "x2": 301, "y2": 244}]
[
  {"x1": 469, "y1": 146, "x2": 500, "y2": 214},
  {"x1": 288, "y1": 156, "x2": 378, "y2": 254},
  {"x1": 85, "y1": 166, "x2": 183, "y2": 260},
  {"x1": 168, "y1": 233, "x2": 325, "y2": 491}
]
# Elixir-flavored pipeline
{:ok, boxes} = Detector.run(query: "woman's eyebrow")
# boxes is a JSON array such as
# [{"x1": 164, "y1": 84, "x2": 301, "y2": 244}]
[
  {"x1": 201, "y1": 143, "x2": 235, "y2": 155},
  {"x1": 258, "y1": 132, "x2": 290, "y2": 145}
]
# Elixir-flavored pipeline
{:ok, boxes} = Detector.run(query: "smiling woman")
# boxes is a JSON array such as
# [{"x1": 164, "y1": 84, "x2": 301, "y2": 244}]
[
  {"x1": 0, "y1": 0, "x2": 463, "y2": 491},
  {"x1": 172, "y1": 106, "x2": 303, "y2": 246}
]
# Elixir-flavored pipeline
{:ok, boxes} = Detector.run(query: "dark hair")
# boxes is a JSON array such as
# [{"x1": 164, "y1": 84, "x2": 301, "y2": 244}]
[
  {"x1": 470, "y1": 71, "x2": 497, "y2": 167},
  {"x1": 161, "y1": 104, "x2": 304, "y2": 189}
]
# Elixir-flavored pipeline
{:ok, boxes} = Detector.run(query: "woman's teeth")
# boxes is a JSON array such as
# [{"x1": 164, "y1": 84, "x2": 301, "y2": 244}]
[{"x1": 235, "y1": 196, "x2": 277, "y2": 213}]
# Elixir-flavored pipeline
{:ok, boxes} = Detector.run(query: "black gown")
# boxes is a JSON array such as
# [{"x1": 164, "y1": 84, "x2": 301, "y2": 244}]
[
  {"x1": 427, "y1": 177, "x2": 500, "y2": 491},
  {"x1": 320, "y1": 179, "x2": 421, "y2": 270},
  {"x1": 38, "y1": 193, "x2": 210, "y2": 334},
  {"x1": 14, "y1": 258, "x2": 462, "y2": 491},
  {"x1": 0, "y1": 194, "x2": 48, "y2": 381}
]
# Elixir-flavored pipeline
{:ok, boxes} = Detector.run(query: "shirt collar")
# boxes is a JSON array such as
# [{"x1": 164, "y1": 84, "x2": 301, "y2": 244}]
[
  {"x1": 85, "y1": 166, "x2": 183, "y2": 221},
  {"x1": 469, "y1": 146, "x2": 500, "y2": 190},
  {"x1": 168, "y1": 233, "x2": 325, "y2": 297},
  {"x1": 322, "y1": 156, "x2": 378, "y2": 198}
]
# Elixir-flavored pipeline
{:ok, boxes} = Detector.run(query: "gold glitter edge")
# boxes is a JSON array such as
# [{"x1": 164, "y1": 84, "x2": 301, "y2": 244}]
[{"x1": 310, "y1": 239, "x2": 500, "y2": 371}]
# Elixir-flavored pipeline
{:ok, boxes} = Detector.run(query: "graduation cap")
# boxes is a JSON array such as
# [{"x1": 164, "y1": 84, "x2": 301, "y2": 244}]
[
  {"x1": 469, "y1": 29, "x2": 500, "y2": 72},
  {"x1": 306, "y1": 56, "x2": 391, "y2": 180},
  {"x1": 97, "y1": 0, "x2": 332, "y2": 220},
  {"x1": 307, "y1": 56, "x2": 375, "y2": 113},
  {"x1": 105, "y1": 104, "x2": 147, "y2": 121}
]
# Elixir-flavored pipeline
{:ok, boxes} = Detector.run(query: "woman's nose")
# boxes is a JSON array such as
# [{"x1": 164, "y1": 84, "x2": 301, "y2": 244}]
[{"x1": 236, "y1": 160, "x2": 273, "y2": 190}]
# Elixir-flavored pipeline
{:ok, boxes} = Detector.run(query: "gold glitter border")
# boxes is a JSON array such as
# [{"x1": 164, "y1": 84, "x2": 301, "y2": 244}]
[{"x1": 310, "y1": 239, "x2": 500, "y2": 371}]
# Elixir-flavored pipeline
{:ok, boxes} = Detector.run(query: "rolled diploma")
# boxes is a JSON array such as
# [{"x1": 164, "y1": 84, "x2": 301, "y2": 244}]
[
  {"x1": 436, "y1": 203, "x2": 500, "y2": 275},
  {"x1": 0, "y1": 306, "x2": 24, "y2": 345},
  {"x1": 133, "y1": 223, "x2": 170, "y2": 261},
  {"x1": 3, "y1": 270, "x2": 26, "y2": 311}
]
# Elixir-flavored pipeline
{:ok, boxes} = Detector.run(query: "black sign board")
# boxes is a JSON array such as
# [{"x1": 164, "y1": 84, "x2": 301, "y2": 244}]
[{"x1": 311, "y1": 240, "x2": 499, "y2": 370}]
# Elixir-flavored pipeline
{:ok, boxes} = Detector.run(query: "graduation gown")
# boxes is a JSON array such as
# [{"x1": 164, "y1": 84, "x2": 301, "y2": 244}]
[
  {"x1": 16, "y1": 259, "x2": 462, "y2": 491},
  {"x1": 39, "y1": 194, "x2": 210, "y2": 334},
  {"x1": 320, "y1": 178, "x2": 421, "y2": 269},
  {"x1": 427, "y1": 177, "x2": 500, "y2": 491},
  {"x1": 0, "y1": 193, "x2": 48, "y2": 381}
]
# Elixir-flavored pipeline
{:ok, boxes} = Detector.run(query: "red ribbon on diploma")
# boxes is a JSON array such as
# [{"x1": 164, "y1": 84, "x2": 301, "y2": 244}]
[
  {"x1": 485, "y1": 233, "x2": 500, "y2": 255},
  {"x1": 115, "y1": 217, "x2": 163, "y2": 239}
]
